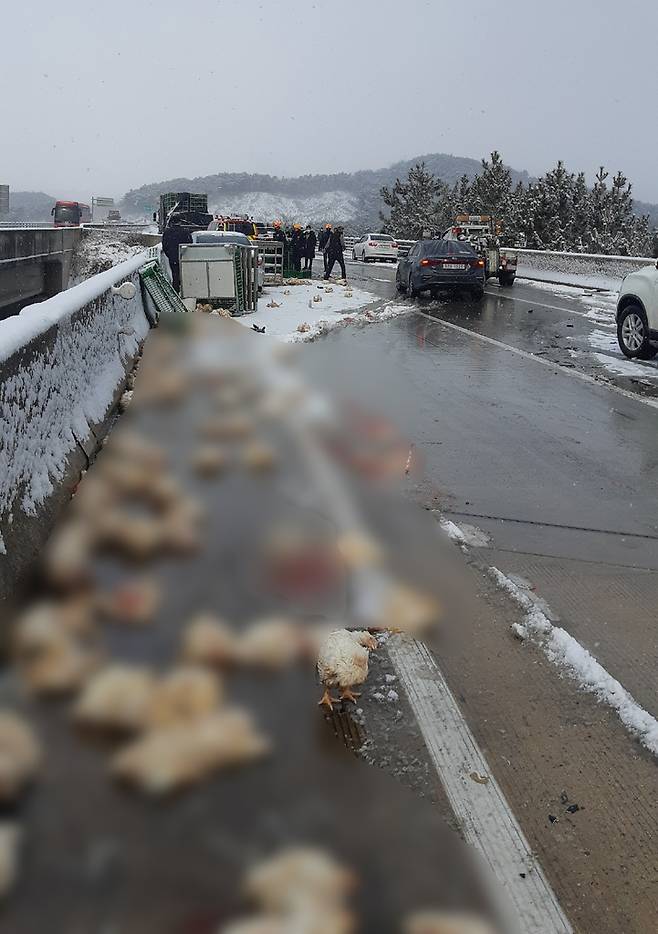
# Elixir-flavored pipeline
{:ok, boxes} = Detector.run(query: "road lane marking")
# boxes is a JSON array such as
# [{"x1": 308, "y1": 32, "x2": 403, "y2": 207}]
[
  {"x1": 484, "y1": 287, "x2": 604, "y2": 319},
  {"x1": 388, "y1": 635, "x2": 573, "y2": 933},
  {"x1": 488, "y1": 567, "x2": 658, "y2": 759},
  {"x1": 413, "y1": 310, "x2": 658, "y2": 411}
]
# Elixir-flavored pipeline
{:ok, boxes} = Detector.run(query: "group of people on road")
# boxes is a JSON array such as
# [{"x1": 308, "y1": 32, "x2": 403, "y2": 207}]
[{"x1": 273, "y1": 221, "x2": 346, "y2": 280}]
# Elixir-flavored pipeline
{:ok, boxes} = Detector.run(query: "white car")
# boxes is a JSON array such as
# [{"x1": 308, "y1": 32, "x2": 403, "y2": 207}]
[
  {"x1": 616, "y1": 260, "x2": 658, "y2": 359},
  {"x1": 351, "y1": 233, "x2": 398, "y2": 263}
]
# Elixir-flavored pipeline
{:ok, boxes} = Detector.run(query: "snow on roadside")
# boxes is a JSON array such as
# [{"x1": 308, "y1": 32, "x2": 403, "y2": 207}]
[
  {"x1": 234, "y1": 279, "x2": 408, "y2": 342},
  {"x1": 490, "y1": 567, "x2": 658, "y2": 757},
  {"x1": 69, "y1": 230, "x2": 151, "y2": 285}
]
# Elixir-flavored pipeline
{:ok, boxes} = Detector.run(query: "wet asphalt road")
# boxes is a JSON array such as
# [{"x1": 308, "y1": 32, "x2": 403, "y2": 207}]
[
  {"x1": 313, "y1": 261, "x2": 658, "y2": 711},
  {"x1": 301, "y1": 261, "x2": 658, "y2": 931}
]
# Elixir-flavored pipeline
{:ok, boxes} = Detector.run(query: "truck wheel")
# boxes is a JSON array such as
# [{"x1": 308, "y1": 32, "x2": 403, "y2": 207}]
[
  {"x1": 499, "y1": 272, "x2": 515, "y2": 286},
  {"x1": 408, "y1": 274, "x2": 419, "y2": 298},
  {"x1": 396, "y1": 270, "x2": 406, "y2": 292},
  {"x1": 617, "y1": 304, "x2": 656, "y2": 359},
  {"x1": 472, "y1": 287, "x2": 485, "y2": 301}
]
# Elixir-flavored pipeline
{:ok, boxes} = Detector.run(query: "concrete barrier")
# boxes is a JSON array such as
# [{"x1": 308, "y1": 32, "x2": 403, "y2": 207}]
[
  {"x1": 0, "y1": 252, "x2": 154, "y2": 615},
  {"x1": 514, "y1": 248, "x2": 656, "y2": 290}
]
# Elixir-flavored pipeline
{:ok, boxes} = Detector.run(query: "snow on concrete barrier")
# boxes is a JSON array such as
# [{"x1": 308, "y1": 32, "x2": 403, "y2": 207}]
[
  {"x1": 0, "y1": 252, "x2": 153, "y2": 611},
  {"x1": 514, "y1": 247, "x2": 655, "y2": 290}
]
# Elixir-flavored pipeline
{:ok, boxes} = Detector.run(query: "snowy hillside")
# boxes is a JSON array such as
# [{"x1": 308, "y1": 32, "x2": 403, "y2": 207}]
[{"x1": 208, "y1": 190, "x2": 359, "y2": 223}]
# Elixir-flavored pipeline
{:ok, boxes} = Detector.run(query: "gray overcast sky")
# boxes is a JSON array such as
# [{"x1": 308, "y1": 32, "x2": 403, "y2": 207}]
[{"x1": 2, "y1": 0, "x2": 657, "y2": 202}]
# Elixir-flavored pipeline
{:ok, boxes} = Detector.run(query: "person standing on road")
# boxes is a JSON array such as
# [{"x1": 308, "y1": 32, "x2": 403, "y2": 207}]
[
  {"x1": 162, "y1": 214, "x2": 193, "y2": 293},
  {"x1": 273, "y1": 220, "x2": 288, "y2": 271},
  {"x1": 303, "y1": 224, "x2": 317, "y2": 274},
  {"x1": 290, "y1": 224, "x2": 305, "y2": 272},
  {"x1": 319, "y1": 223, "x2": 332, "y2": 274},
  {"x1": 324, "y1": 225, "x2": 346, "y2": 280}
]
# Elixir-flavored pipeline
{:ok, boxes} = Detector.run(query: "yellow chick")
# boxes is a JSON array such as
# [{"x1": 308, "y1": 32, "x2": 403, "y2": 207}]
[
  {"x1": 238, "y1": 618, "x2": 303, "y2": 670},
  {"x1": 96, "y1": 577, "x2": 160, "y2": 625},
  {"x1": 112, "y1": 708, "x2": 270, "y2": 795},
  {"x1": 0, "y1": 713, "x2": 41, "y2": 801},
  {"x1": 12, "y1": 606, "x2": 96, "y2": 696},
  {"x1": 148, "y1": 666, "x2": 222, "y2": 727},
  {"x1": 403, "y1": 912, "x2": 496, "y2": 934},
  {"x1": 192, "y1": 445, "x2": 228, "y2": 477},
  {"x1": 242, "y1": 442, "x2": 276, "y2": 472},
  {"x1": 42, "y1": 520, "x2": 94, "y2": 590},
  {"x1": 316, "y1": 629, "x2": 377, "y2": 710},
  {"x1": 74, "y1": 665, "x2": 156, "y2": 733},
  {"x1": 245, "y1": 847, "x2": 356, "y2": 915},
  {"x1": 182, "y1": 614, "x2": 241, "y2": 667}
]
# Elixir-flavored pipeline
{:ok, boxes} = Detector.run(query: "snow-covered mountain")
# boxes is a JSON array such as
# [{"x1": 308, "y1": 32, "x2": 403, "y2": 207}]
[
  {"x1": 120, "y1": 153, "x2": 532, "y2": 230},
  {"x1": 207, "y1": 190, "x2": 361, "y2": 225}
]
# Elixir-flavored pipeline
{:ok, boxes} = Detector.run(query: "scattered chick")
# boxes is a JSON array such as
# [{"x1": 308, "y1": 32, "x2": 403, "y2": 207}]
[
  {"x1": 192, "y1": 445, "x2": 228, "y2": 477},
  {"x1": 107, "y1": 431, "x2": 167, "y2": 469},
  {"x1": 221, "y1": 847, "x2": 356, "y2": 934},
  {"x1": 202, "y1": 415, "x2": 253, "y2": 442},
  {"x1": 182, "y1": 614, "x2": 241, "y2": 668},
  {"x1": 13, "y1": 605, "x2": 96, "y2": 696},
  {"x1": 96, "y1": 511, "x2": 164, "y2": 561},
  {"x1": 238, "y1": 618, "x2": 304, "y2": 670},
  {"x1": 0, "y1": 824, "x2": 21, "y2": 900},
  {"x1": 0, "y1": 713, "x2": 41, "y2": 801},
  {"x1": 335, "y1": 531, "x2": 382, "y2": 569},
  {"x1": 266, "y1": 301, "x2": 280, "y2": 309},
  {"x1": 380, "y1": 581, "x2": 441, "y2": 636},
  {"x1": 245, "y1": 847, "x2": 355, "y2": 915},
  {"x1": 97, "y1": 577, "x2": 160, "y2": 625},
  {"x1": 403, "y1": 912, "x2": 496, "y2": 934},
  {"x1": 42, "y1": 520, "x2": 94, "y2": 590},
  {"x1": 148, "y1": 666, "x2": 223, "y2": 727},
  {"x1": 242, "y1": 441, "x2": 276, "y2": 472},
  {"x1": 317, "y1": 629, "x2": 377, "y2": 709},
  {"x1": 297, "y1": 322, "x2": 311, "y2": 333},
  {"x1": 73, "y1": 665, "x2": 157, "y2": 733},
  {"x1": 112, "y1": 708, "x2": 270, "y2": 795}
]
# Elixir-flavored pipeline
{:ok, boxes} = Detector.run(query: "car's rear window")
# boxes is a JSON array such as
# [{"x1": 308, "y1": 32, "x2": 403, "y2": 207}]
[
  {"x1": 421, "y1": 240, "x2": 476, "y2": 257},
  {"x1": 370, "y1": 234, "x2": 394, "y2": 241}
]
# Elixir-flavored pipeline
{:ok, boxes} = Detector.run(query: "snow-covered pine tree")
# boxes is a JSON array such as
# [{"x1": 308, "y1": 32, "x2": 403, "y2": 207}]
[
  {"x1": 380, "y1": 162, "x2": 445, "y2": 238},
  {"x1": 470, "y1": 151, "x2": 513, "y2": 224}
]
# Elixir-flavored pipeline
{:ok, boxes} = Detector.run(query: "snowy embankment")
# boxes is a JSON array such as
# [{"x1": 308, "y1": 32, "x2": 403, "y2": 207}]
[
  {"x1": 235, "y1": 278, "x2": 408, "y2": 342},
  {"x1": 515, "y1": 247, "x2": 653, "y2": 291},
  {"x1": 0, "y1": 253, "x2": 152, "y2": 592}
]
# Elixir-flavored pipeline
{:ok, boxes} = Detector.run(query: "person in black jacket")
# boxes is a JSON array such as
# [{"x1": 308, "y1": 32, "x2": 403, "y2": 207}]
[
  {"x1": 324, "y1": 225, "x2": 346, "y2": 280},
  {"x1": 272, "y1": 220, "x2": 288, "y2": 270},
  {"x1": 303, "y1": 224, "x2": 317, "y2": 273},
  {"x1": 290, "y1": 224, "x2": 304, "y2": 272},
  {"x1": 318, "y1": 224, "x2": 332, "y2": 274},
  {"x1": 161, "y1": 214, "x2": 194, "y2": 292}
]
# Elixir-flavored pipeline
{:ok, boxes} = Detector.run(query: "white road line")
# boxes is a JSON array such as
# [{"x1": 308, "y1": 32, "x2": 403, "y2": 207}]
[
  {"x1": 414, "y1": 310, "x2": 658, "y2": 411},
  {"x1": 484, "y1": 287, "x2": 601, "y2": 319},
  {"x1": 388, "y1": 635, "x2": 573, "y2": 934}
]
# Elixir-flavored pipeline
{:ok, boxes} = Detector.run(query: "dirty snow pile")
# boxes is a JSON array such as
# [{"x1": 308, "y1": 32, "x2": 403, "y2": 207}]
[
  {"x1": 234, "y1": 279, "x2": 408, "y2": 342},
  {"x1": 69, "y1": 229, "x2": 151, "y2": 284},
  {"x1": 490, "y1": 567, "x2": 658, "y2": 757}
]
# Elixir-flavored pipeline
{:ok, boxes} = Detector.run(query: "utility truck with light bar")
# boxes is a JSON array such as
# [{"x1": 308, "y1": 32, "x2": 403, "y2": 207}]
[{"x1": 442, "y1": 215, "x2": 517, "y2": 286}]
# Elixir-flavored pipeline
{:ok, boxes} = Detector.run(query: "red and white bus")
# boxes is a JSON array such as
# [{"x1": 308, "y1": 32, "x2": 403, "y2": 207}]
[{"x1": 52, "y1": 201, "x2": 92, "y2": 227}]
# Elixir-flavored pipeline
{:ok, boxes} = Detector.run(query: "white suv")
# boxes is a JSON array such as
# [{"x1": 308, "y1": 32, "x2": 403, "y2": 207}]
[
  {"x1": 616, "y1": 260, "x2": 658, "y2": 359},
  {"x1": 352, "y1": 233, "x2": 398, "y2": 263}
]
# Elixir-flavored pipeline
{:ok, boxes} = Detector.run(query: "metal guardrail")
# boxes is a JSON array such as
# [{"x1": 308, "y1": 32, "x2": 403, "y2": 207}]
[
  {"x1": 255, "y1": 238, "x2": 284, "y2": 284},
  {"x1": 0, "y1": 222, "x2": 51, "y2": 229}
]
